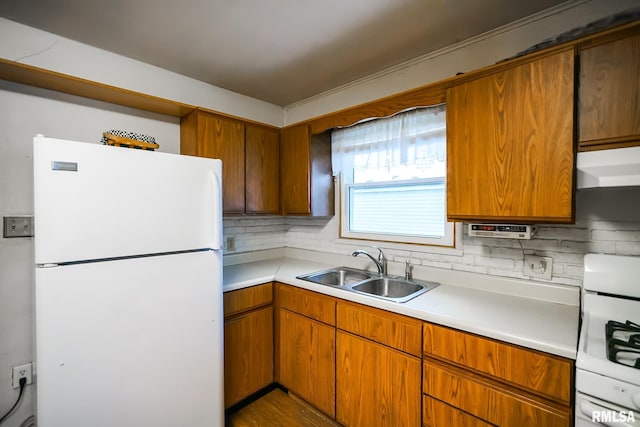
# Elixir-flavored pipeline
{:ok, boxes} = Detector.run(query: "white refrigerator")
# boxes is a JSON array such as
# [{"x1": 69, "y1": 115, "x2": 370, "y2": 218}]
[{"x1": 33, "y1": 135, "x2": 224, "y2": 426}]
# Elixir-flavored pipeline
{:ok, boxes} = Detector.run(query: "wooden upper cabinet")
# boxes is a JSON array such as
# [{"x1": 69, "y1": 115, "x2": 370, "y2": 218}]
[
  {"x1": 446, "y1": 49, "x2": 575, "y2": 223},
  {"x1": 280, "y1": 124, "x2": 334, "y2": 216},
  {"x1": 180, "y1": 110, "x2": 245, "y2": 214},
  {"x1": 245, "y1": 125, "x2": 280, "y2": 214},
  {"x1": 579, "y1": 32, "x2": 640, "y2": 151}
]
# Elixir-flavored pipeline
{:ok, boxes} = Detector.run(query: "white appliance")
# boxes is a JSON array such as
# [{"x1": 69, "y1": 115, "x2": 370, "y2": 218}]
[
  {"x1": 577, "y1": 146, "x2": 640, "y2": 189},
  {"x1": 33, "y1": 135, "x2": 224, "y2": 427},
  {"x1": 575, "y1": 254, "x2": 640, "y2": 426}
]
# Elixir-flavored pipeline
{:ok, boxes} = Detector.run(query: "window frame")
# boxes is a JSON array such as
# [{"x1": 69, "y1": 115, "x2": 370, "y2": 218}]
[
  {"x1": 338, "y1": 174, "x2": 457, "y2": 248},
  {"x1": 332, "y1": 104, "x2": 457, "y2": 249}
]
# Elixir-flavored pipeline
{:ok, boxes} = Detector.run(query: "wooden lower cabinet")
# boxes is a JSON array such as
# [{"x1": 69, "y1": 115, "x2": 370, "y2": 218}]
[
  {"x1": 423, "y1": 395, "x2": 492, "y2": 427},
  {"x1": 224, "y1": 306, "x2": 274, "y2": 408},
  {"x1": 337, "y1": 300, "x2": 422, "y2": 357},
  {"x1": 336, "y1": 331, "x2": 421, "y2": 427},
  {"x1": 422, "y1": 358, "x2": 571, "y2": 427},
  {"x1": 223, "y1": 283, "x2": 274, "y2": 408},
  {"x1": 423, "y1": 322, "x2": 572, "y2": 404},
  {"x1": 277, "y1": 308, "x2": 336, "y2": 417},
  {"x1": 269, "y1": 284, "x2": 573, "y2": 427},
  {"x1": 422, "y1": 322, "x2": 573, "y2": 427}
]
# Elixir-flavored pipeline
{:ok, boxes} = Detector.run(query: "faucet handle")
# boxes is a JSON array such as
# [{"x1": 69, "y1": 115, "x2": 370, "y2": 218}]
[{"x1": 371, "y1": 246, "x2": 385, "y2": 261}]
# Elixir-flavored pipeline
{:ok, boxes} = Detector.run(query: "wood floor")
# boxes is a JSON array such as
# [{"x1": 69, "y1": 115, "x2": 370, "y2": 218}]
[{"x1": 226, "y1": 388, "x2": 340, "y2": 427}]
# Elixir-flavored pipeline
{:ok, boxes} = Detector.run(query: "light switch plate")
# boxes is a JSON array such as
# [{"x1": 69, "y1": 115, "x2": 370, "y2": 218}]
[{"x1": 3, "y1": 216, "x2": 34, "y2": 238}]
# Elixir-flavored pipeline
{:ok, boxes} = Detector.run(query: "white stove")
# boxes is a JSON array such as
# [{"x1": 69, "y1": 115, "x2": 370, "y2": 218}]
[{"x1": 576, "y1": 254, "x2": 640, "y2": 426}]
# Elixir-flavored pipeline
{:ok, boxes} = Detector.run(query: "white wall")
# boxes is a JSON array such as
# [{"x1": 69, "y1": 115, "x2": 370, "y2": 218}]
[
  {"x1": 285, "y1": 0, "x2": 640, "y2": 124},
  {"x1": 0, "y1": 17, "x2": 284, "y2": 127},
  {"x1": 0, "y1": 80, "x2": 181, "y2": 427}
]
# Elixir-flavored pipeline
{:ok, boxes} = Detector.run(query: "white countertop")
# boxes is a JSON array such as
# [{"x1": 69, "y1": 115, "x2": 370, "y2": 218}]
[{"x1": 223, "y1": 249, "x2": 580, "y2": 360}]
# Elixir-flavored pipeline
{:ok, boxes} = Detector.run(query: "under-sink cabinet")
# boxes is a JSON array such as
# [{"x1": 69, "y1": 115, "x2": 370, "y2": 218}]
[
  {"x1": 223, "y1": 283, "x2": 274, "y2": 408},
  {"x1": 336, "y1": 301, "x2": 422, "y2": 427},
  {"x1": 422, "y1": 322, "x2": 573, "y2": 427},
  {"x1": 275, "y1": 283, "x2": 337, "y2": 417}
]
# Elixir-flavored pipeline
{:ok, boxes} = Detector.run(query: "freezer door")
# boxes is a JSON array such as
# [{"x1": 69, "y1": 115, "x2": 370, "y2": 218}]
[
  {"x1": 34, "y1": 136, "x2": 222, "y2": 264},
  {"x1": 36, "y1": 251, "x2": 223, "y2": 427}
]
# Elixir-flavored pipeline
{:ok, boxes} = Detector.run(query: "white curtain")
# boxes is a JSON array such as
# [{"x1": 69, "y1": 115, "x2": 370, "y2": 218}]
[{"x1": 331, "y1": 104, "x2": 446, "y2": 183}]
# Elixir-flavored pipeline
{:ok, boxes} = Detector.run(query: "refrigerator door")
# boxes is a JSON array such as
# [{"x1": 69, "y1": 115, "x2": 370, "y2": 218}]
[
  {"x1": 36, "y1": 250, "x2": 223, "y2": 427},
  {"x1": 34, "y1": 136, "x2": 222, "y2": 264}
]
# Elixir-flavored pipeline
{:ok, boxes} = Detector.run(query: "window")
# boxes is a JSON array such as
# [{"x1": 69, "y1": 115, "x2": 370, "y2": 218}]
[{"x1": 332, "y1": 105, "x2": 455, "y2": 247}]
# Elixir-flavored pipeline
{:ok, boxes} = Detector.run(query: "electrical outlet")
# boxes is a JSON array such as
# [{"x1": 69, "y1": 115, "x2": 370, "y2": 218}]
[
  {"x1": 524, "y1": 255, "x2": 553, "y2": 281},
  {"x1": 12, "y1": 362, "x2": 33, "y2": 389},
  {"x1": 226, "y1": 237, "x2": 235, "y2": 251},
  {"x1": 3, "y1": 216, "x2": 34, "y2": 238}
]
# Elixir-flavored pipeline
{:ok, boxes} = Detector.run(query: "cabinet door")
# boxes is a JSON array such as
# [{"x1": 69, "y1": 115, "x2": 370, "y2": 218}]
[
  {"x1": 280, "y1": 124, "x2": 311, "y2": 215},
  {"x1": 446, "y1": 50, "x2": 575, "y2": 223},
  {"x1": 245, "y1": 125, "x2": 280, "y2": 214},
  {"x1": 278, "y1": 309, "x2": 335, "y2": 417},
  {"x1": 336, "y1": 331, "x2": 421, "y2": 427},
  {"x1": 224, "y1": 306, "x2": 274, "y2": 408},
  {"x1": 579, "y1": 33, "x2": 640, "y2": 150},
  {"x1": 197, "y1": 113, "x2": 246, "y2": 214}
]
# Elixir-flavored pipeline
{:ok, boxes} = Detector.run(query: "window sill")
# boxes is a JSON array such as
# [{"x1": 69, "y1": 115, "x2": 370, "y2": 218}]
[{"x1": 334, "y1": 223, "x2": 464, "y2": 257}]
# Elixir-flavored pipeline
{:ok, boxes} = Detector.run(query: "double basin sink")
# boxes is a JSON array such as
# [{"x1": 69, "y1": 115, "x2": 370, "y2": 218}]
[{"x1": 296, "y1": 266, "x2": 439, "y2": 303}]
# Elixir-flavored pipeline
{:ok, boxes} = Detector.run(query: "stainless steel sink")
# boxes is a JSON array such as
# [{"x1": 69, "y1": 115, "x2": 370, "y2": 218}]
[
  {"x1": 296, "y1": 267, "x2": 376, "y2": 287},
  {"x1": 296, "y1": 267, "x2": 438, "y2": 303},
  {"x1": 351, "y1": 277, "x2": 435, "y2": 303}
]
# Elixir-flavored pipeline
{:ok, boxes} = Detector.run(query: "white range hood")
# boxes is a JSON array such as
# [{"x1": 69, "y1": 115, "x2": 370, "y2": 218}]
[{"x1": 577, "y1": 146, "x2": 640, "y2": 189}]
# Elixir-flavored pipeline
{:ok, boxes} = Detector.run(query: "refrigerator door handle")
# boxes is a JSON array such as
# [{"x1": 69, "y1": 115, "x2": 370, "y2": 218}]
[{"x1": 210, "y1": 170, "x2": 222, "y2": 249}]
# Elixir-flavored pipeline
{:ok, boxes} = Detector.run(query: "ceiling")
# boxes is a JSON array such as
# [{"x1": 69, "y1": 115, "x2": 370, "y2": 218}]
[{"x1": 0, "y1": 0, "x2": 570, "y2": 106}]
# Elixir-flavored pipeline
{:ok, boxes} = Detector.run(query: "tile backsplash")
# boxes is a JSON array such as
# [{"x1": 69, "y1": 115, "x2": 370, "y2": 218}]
[{"x1": 223, "y1": 187, "x2": 640, "y2": 287}]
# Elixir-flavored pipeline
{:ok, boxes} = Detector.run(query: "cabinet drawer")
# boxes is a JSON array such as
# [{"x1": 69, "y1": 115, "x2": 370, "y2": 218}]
[
  {"x1": 423, "y1": 395, "x2": 492, "y2": 427},
  {"x1": 423, "y1": 359, "x2": 571, "y2": 427},
  {"x1": 423, "y1": 323, "x2": 572, "y2": 403},
  {"x1": 224, "y1": 283, "x2": 273, "y2": 318},
  {"x1": 276, "y1": 283, "x2": 335, "y2": 325},
  {"x1": 337, "y1": 301, "x2": 422, "y2": 356}
]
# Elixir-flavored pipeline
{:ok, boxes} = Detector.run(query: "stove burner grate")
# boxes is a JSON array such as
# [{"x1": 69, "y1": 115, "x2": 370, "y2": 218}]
[{"x1": 606, "y1": 320, "x2": 640, "y2": 369}]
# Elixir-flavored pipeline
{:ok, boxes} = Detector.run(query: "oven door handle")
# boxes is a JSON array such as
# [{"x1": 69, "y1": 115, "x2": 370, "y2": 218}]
[{"x1": 580, "y1": 400, "x2": 636, "y2": 427}]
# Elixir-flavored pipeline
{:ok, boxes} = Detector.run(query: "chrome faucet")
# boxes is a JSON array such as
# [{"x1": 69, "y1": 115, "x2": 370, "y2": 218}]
[{"x1": 352, "y1": 247, "x2": 387, "y2": 276}]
